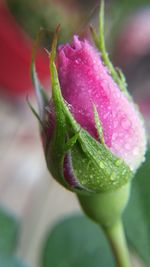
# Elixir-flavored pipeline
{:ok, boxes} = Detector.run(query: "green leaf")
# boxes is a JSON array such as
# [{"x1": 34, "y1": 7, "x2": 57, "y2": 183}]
[
  {"x1": 42, "y1": 214, "x2": 115, "y2": 267},
  {"x1": 0, "y1": 207, "x2": 29, "y2": 267},
  {"x1": 0, "y1": 206, "x2": 19, "y2": 255},
  {"x1": 0, "y1": 255, "x2": 27, "y2": 267},
  {"x1": 124, "y1": 149, "x2": 150, "y2": 265}
]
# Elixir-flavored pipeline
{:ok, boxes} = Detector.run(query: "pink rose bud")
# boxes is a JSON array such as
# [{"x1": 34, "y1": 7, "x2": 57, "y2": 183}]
[
  {"x1": 57, "y1": 36, "x2": 146, "y2": 172},
  {"x1": 31, "y1": 5, "x2": 147, "y2": 251},
  {"x1": 32, "y1": 32, "x2": 146, "y2": 194}
]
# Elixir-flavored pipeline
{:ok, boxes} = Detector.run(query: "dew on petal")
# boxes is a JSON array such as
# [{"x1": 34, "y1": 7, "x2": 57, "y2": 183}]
[
  {"x1": 132, "y1": 147, "x2": 139, "y2": 156},
  {"x1": 125, "y1": 143, "x2": 131, "y2": 150},
  {"x1": 121, "y1": 117, "x2": 131, "y2": 130},
  {"x1": 57, "y1": 35, "x2": 146, "y2": 173}
]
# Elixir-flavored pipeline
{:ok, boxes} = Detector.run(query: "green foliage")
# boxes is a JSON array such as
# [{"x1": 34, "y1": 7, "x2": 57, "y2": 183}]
[
  {"x1": 0, "y1": 255, "x2": 27, "y2": 267},
  {"x1": 0, "y1": 207, "x2": 19, "y2": 255},
  {"x1": 42, "y1": 215, "x2": 115, "y2": 267},
  {"x1": 124, "y1": 149, "x2": 150, "y2": 265},
  {"x1": 7, "y1": 0, "x2": 77, "y2": 47},
  {"x1": 116, "y1": 0, "x2": 150, "y2": 13},
  {"x1": 0, "y1": 206, "x2": 29, "y2": 267}
]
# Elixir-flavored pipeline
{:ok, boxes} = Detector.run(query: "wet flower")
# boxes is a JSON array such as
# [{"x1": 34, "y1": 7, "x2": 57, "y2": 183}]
[
  {"x1": 31, "y1": 29, "x2": 146, "y2": 195},
  {"x1": 57, "y1": 36, "x2": 146, "y2": 172},
  {"x1": 31, "y1": 6, "x2": 147, "y2": 264}
]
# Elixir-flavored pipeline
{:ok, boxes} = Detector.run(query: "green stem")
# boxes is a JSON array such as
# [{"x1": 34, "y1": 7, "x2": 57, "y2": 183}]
[
  {"x1": 77, "y1": 183, "x2": 132, "y2": 267},
  {"x1": 104, "y1": 220, "x2": 131, "y2": 267}
]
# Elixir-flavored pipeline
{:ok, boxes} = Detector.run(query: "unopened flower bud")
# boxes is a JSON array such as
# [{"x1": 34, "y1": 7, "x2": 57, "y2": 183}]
[{"x1": 31, "y1": 33, "x2": 146, "y2": 195}]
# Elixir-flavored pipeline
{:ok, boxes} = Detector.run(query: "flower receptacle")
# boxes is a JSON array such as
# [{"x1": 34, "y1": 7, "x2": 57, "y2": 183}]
[{"x1": 77, "y1": 182, "x2": 131, "y2": 228}]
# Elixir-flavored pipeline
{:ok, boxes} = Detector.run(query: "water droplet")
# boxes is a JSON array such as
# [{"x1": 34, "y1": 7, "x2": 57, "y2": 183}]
[
  {"x1": 122, "y1": 169, "x2": 126, "y2": 175},
  {"x1": 121, "y1": 117, "x2": 131, "y2": 130},
  {"x1": 115, "y1": 159, "x2": 122, "y2": 166},
  {"x1": 75, "y1": 59, "x2": 79, "y2": 64},
  {"x1": 133, "y1": 148, "x2": 139, "y2": 156},
  {"x1": 116, "y1": 92, "x2": 121, "y2": 99},
  {"x1": 103, "y1": 113, "x2": 110, "y2": 119},
  {"x1": 96, "y1": 178, "x2": 99, "y2": 183},
  {"x1": 125, "y1": 143, "x2": 131, "y2": 150},
  {"x1": 112, "y1": 133, "x2": 118, "y2": 141},
  {"x1": 110, "y1": 172, "x2": 116, "y2": 181},
  {"x1": 99, "y1": 162, "x2": 105, "y2": 169},
  {"x1": 106, "y1": 169, "x2": 111, "y2": 175}
]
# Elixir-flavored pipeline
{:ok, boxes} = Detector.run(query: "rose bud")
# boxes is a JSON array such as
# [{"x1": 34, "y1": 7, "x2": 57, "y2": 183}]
[
  {"x1": 31, "y1": 29, "x2": 146, "y2": 196},
  {"x1": 31, "y1": 6, "x2": 147, "y2": 265}
]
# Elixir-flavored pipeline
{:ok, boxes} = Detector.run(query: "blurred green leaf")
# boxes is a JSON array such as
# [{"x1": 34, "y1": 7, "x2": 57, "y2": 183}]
[
  {"x1": 0, "y1": 206, "x2": 19, "y2": 255},
  {"x1": 116, "y1": 0, "x2": 150, "y2": 12},
  {"x1": 0, "y1": 255, "x2": 27, "y2": 267},
  {"x1": 124, "y1": 149, "x2": 150, "y2": 265},
  {"x1": 0, "y1": 206, "x2": 29, "y2": 267},
  {"x1": 42, "y1": 214, "x2": 115, "y2": 267}
]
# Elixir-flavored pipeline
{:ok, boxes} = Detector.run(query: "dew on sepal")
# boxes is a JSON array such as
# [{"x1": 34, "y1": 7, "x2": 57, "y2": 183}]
[
  {"x1": 99, "y1": 161, "x2": 105, "y2": 169},
  {"x1": 115, "y1": 159, "x2": 122, "y2": 166},
  {"x1": 110, "y1": 172, "x2": 116, "y2": 181}
]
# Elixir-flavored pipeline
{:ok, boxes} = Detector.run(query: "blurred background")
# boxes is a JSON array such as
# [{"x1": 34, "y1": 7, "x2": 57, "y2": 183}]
[{"x1": 0, "y1": 0, "x2": 150, "y2": 267}]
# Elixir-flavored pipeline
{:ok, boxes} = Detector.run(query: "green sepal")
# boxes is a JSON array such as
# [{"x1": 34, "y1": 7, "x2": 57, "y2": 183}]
[
  {"x1": 64, "y1": 131, "x2": 80, "y2": 153},
  {"x1": 30, "y1": 56, "x2": 51, "y2": 155},
  {"x1": 45, "y1": 34, "x2": 133, "y2": 194},
  {"x1": 27, "y1": 96, "x2": 44, "y2": 128},
  {"x1": 46, "y1": 26, "x2": 69, "y2": 187},
  {"x1": 91, "y1": 0, "x2": 131, "y2": 99},
  {"x1": 93, "y1": 104, "x2": 104, "y2": 144},
  {"x1": 30, "y1": 29, "x2": 49, "y2": 121},
  {"x1": 90, "y1": 26, "x2": 100, "y2": 50},
  {"x1": 70, "y1": 130, "x2": 133, "y2": 193},
  {"x1": 31, "y1": 63, "x2": 49, "y2": 121}
]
